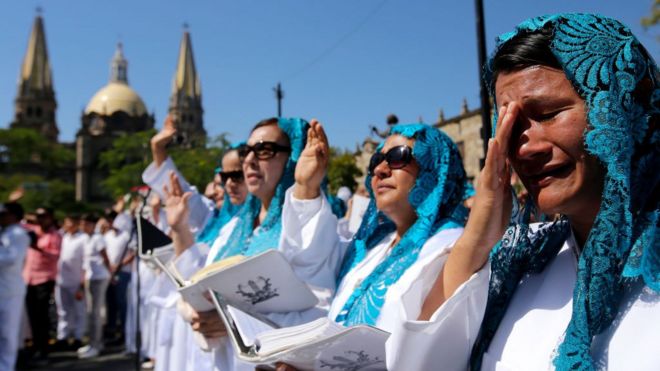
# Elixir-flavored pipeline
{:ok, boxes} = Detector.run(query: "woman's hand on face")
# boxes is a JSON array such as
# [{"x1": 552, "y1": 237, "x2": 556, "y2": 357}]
[
  {"x1": 418, "y1": 103, "x2": 519, "y2": 321},
  {"x1": 464, "y1": 103, "x2": 519, "y2": 250},
  {"x1": 163, "y1": 171, "x2": 193, "y2": 234},
  {"x1": 190, "y1": 308, "x2": 227, "y2": 338},
  {"x1": 294, "y1": 119, "x2": 329, "y2": 200}
]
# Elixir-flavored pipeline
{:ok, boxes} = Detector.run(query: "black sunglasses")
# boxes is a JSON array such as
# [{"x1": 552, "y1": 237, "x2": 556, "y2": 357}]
[
  {"x1": 368, "y1": 145, "x2": 414, "y2": 175},
  {"x1": 237, "y1": 141, "x2": 291, "y2": 160},
  {"x1": 218, "y1": 170, "x2": 244, "y2": 185}
]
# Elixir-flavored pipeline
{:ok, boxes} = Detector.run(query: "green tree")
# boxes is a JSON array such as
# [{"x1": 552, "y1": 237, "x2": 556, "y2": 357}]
[
  {"x1": 327, "y1": 147, "x2": 362, "y2": 194},
  {"x1": 99, "y1": 130, "x2": 156, "y2": 197},
  {"x1": 0, "y1": 128, "x2": 75, "y2": 175},
  {"x1": 169, "y1": 133, "x2": 231, "y2": 190},
  {"x1": 99, "y1": 131, "x2": 231, "y2": 198},
  {"x1": 0, "y1": 174, "x2": 76, "y2": 217},
  {"x1": 0, "y1": 128, "x2": 77, "y2": 215}
]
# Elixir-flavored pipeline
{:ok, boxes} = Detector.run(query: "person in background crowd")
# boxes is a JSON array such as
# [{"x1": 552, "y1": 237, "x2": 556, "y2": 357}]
[
  {"x1": 54, "y1": 215, "x2": 86, "y2": 351},
  {"x1": 0, "y1": 202, "x2": 30, "y2": 370},
  {"x1": 78, "y1": 214, "x2": 111, "y2": 359},
  {"x1": 103, "y1": 210, "x2": 135, "y2": 344},
  {"x1": 23, "y1": 207, "x2": 61, "y2": 364}
]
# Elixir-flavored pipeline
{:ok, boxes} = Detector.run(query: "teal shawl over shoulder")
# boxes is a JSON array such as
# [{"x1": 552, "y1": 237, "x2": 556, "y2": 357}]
[{"x1": 335, "y1": 124, "x2": 470, "y2": 326}]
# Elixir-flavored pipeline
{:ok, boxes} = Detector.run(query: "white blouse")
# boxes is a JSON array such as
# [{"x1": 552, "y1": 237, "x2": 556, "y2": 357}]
[
  {"x1": 385, "y1": 228, "x2": 660, "y2": 371},
  {"x1": 328, "y1": 227, "x2": 463, "y2": 333}
]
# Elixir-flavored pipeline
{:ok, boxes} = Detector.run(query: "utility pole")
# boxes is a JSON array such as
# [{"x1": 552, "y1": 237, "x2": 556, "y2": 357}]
[
  {"x1": 273, "y1": 82, "x2": 284, "y2": 117},
  {"x1": 475, "y1": 0, "x2": 491, "y2": 168}
]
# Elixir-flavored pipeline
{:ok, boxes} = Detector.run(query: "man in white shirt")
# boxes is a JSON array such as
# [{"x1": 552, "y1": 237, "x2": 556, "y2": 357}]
[
  {"x1": 0, "y1": 202, "x2": 30, "y2": 370},
  {"x1": 78, "y1": 214, "x2": 112, "y2": 359},
  {"x1": 54, "y1": 215, "x2": 86, "y2": 350},
  {"x1": 102, "y1": 210, "x2": 135, "y2": 344}
]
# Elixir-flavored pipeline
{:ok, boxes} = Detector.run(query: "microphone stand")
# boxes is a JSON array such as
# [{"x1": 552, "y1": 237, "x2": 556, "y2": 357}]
[{"x1": 134, "y1": 189, "x2": 150, "y2": 370}]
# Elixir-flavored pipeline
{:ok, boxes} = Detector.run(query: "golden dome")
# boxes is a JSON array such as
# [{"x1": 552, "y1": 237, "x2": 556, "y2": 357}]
[{"x1": 85, "y1": 81, "x2": 147, "y2": 117}]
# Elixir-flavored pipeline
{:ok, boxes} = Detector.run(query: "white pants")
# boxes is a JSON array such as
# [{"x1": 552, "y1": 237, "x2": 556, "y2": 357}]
[
  {"x1": 55, "y1": 284, "x2": 86, "y2": 340},
  {"x1": 85, "y1": 278, "x2": 110, "y2": 349},
  {"x1": 0, "y1": 295, "x2": 25, "y2": 370}
]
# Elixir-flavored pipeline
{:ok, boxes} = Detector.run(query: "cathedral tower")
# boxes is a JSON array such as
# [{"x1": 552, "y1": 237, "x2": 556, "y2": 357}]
[
  {"x1": 169, "y1": 27, "x2": 206, "y2": 147},
  {"x1": 11, "y1": 13, "x2": 58, "y2": 141}
]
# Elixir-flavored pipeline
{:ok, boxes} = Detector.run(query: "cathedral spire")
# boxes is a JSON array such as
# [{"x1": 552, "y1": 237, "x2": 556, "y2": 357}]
[
  {"x1": 110, "y1": 42, "x2": 128, "y2": 83},
  {"x1": 169, "y1": 25, "x2": 205, "y2": 148},
  {"x1": 19, "y1": 13, "x2": 53, "y2": 97},
  {"x1": 172, "y1": 25, "x2": 201, "y2": 99},
  {"x1": 11, "y1": 12, "x2": 58, "y2": 141}
]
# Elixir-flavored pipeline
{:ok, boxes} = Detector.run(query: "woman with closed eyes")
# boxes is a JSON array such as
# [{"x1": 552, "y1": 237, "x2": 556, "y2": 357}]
[{"x1": 386, "y1": 13, "x2": 660, "y2": 371}]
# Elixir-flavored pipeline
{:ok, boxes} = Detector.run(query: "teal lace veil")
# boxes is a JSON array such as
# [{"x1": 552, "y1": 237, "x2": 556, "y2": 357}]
[
  {"x1": 211, "y1": 118, "x2": 309, "y2": 261},
  {"x1": 335, "y1": 124, "x2": 469, "y2": 326},
  {"x1": 471, "y1": 14, "x2": 660, "y2": 370},
  {"x1": 196, "y1": 142, "x2": 246, "y2": 246}
]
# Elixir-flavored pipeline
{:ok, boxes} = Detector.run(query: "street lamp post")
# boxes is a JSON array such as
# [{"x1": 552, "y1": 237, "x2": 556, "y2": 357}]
[{"x1": 475, "y1": 0, "x2": 491, "y2": 168}]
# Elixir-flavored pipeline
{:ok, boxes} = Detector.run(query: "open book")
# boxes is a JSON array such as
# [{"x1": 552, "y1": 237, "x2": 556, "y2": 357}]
[
  {"x1": 177, "y1": 249, "x2": 319, "y2": 313},
  {"x1": 211, "y1": 291, "x2": 389, "y2": 371}
]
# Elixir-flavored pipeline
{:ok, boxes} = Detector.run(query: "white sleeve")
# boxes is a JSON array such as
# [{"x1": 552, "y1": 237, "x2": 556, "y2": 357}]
[
  {"x1": 385, "y1": 259, "x2": 490, "y2": 371},
  {"x1": 142, "y1": 156, "x2": 214, "y2": 233},
  {"x1": 170, "y1": 243, "x2": 208, "y2": 280},
  {"x1": 0, "y1": 230, "x2": 28, "y2": 266},
  {"x1": 279, "y1": 186, "x2": 345, "y2": 293}
]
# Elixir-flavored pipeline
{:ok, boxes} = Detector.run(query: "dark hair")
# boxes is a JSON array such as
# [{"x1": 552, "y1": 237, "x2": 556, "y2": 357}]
[
  {"x1": 80, "y1": 213, "x2": 99, "y2": 223},
  {"x1": 3, "y1": 202, "x2": 24, "y2": 221},
  {"x1": 249, "y1": 117, "x2": 290, "y2": 146},
  {"x1": 250, "y1": 117, "x2": 279, "y2": 133},
  {"x1": 490, "y1": 26, "x2": 561, "y2": 84},
  {"x1": 35, "y1": 207, "x2": 54, "y2": 218},
  {"x1": 104, "y1": 209, "x2": 118, "y2": 221}
]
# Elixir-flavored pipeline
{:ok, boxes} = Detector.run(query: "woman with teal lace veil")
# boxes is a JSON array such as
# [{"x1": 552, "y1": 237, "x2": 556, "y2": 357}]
[
  {"x1": 276, "y1": 121, "x2": 470, "y2": 338},
  {"x1": 196, "y1": 142, "x2": 248, "y2": 246},
  {"x1": 163, "y1": 117, "x2": 345, "y2": 371},
  {"x1": 386, "y1": 13, "x2": 659, "y2": 371}
]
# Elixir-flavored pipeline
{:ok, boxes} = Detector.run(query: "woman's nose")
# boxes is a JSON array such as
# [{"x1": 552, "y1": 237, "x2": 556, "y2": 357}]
[
  {"x1": 512, "y1": 118, "x2": 553, "y2": 161},
  {"x1": 373, "y1": 160, "x2": 391, "y2": 179}
]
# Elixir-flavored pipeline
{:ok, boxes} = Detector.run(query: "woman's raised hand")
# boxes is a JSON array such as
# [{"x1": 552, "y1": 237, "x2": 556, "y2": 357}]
[
  {"x1": 163, "y1": 171, "x2": 193, "y2": 234},
  {"x1": 294, "y1": 119, "x2": 329, "y2": 199},
  {"x1": 150, "y1": 114, "x2": 178, "y2": 167},
  {"x1": 419, "y1": 103, "x2": 519, "y2": 320}
]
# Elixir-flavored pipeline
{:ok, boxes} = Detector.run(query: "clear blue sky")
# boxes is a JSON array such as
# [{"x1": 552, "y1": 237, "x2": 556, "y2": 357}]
[{"x1": 0, "y1": 0, "x2": 656, "y2": 150}]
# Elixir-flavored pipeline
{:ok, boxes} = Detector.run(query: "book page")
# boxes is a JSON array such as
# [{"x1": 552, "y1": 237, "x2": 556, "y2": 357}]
[
  {"x1": 255, "y1": 318, "x2": 344, "y2": 356},
  {"x1": 227, "y1": 305, "x2": 276, "y2": 347}
]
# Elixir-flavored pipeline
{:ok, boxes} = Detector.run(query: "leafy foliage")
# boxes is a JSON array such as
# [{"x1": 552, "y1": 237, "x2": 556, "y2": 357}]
[
  {"x1": 0, "y1": 128, "x2": 75, "y2": 175},
  {"x1": 327, "y1": 147, "x2": 362, "y2": 194},
  {"x1": 0, "y1": 174, "x2": 77, "y2": 217},
  {"x1": 99, "y1": 130, "x2": 231, "y2": 197}
]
